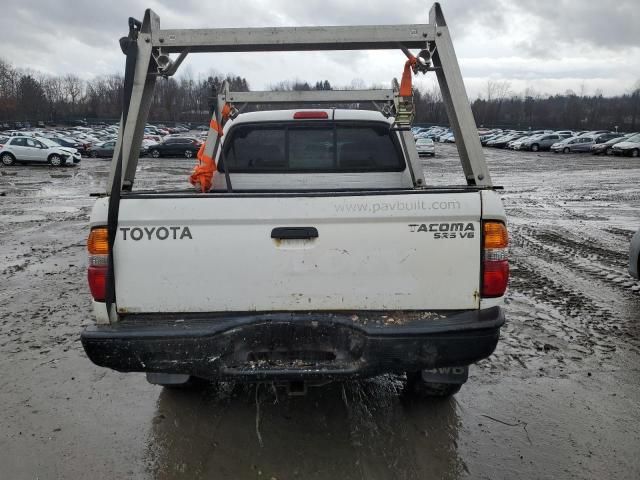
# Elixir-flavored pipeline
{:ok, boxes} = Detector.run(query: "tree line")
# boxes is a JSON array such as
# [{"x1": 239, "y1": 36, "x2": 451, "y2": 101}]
[
  {"x1": 414, "y1": 80, "x2": 640, "y2": 131},
  {"x1": 0, "y1": 58, "x2": 250, "y2": 124},
  {"x1": 1, "y1": 58, "x2": 639, "y2": 131}
]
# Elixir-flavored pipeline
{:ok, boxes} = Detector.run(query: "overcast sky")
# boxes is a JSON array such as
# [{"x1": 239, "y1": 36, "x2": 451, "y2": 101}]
[{"x1": 2, "y1": 0, "x2": 639, "y2": 98}]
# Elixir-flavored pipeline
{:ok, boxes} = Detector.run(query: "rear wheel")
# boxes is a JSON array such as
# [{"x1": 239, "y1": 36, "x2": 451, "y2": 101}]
[
  {"x1": 90, "y1": 150, "x2": 98, "y2": 158},
  {"x1": 631, "y1": 149, "x2": 639, "y2": 158},
  {"x1": 1, "y1": 152, "x2": 15, "y2": 166},
  {"x1": 605, "y1": 147, "x2": 613, "y2": 155},
  {"x1": 405, "y1": 371, "x2": 463, "y2": 398},
  {"x1": 184, "y1": 149, "x2": 194, "y2": 159},
  {"x1": 151, "y1": 149, "x2": 160, "y2": 158},
  {"x1": 563, "y1": 147, "x2": 570, "y2": 154},
  {"x1": 48, "y1": 154, "x2": 64, "y2": 167},
  {"x1": 530, "y1": 144, "x2": 539, "y2": 152}
]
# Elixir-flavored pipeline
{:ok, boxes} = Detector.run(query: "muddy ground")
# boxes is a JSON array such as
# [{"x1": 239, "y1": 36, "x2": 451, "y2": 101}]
[{"x1": 1, "y1": 144, "x2": 639, "y2": 479}]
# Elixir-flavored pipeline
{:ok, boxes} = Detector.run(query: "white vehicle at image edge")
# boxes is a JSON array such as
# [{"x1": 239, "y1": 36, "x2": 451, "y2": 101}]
[
  {"x1": 0, "y1": 136, "x2": 80, "y2": 166},
  {"x1": 630, "y1": 229, "x2": 640, "y2": 279},
  {"x1": 80, "y1": 5, "x2": 508, "y2": 398}
]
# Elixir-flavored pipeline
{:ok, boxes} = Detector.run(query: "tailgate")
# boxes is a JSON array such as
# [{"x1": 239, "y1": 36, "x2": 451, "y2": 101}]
[{"x1": 112, "y1": 192, "x2": 482, "y2": 313}]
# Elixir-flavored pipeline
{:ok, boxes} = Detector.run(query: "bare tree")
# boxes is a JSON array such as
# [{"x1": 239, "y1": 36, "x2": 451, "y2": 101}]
[
  {"x1": 42, "y1": 76, "x2": 64, "y2": 121},
  {"x1": 63, "y1": 74, "x2": 84, "y2": 115},
  {"x1": 486, "y1": 80, "x2": 511, "y2": 102}
]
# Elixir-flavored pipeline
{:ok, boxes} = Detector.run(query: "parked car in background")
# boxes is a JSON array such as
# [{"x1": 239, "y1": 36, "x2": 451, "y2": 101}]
[
  {"x1": 489, "y1": 133, "x2": 527, "y2": 148},
  {"x1": 415, "y1": 137, "x2": 435, "y2": 157},
  {"x1": 578, "y1": 130, "x2": 609, "y2": 137},
  {"x1": 0, "y1": 136, "x2": 78, "y2": 166},
  {"x1": 171, "y1": 125, "x2": 190, "y2": 133},
  {"x1": 147, "y1": 137, "x2": 202, "y2": 158},
  {"x1": 551, "y1": 136, "x2": 596, "y2": 153},
  {"x1": 44, "y1": 136, "x2": 84, "y2": 152},
  {"x1": 37, "y1": 137, "x2": 82, "y2": 163},
  {"x1": 144, "y1": 134, "x2": 163, "y2": 144},
  {"x1": 591, "y1": 134, "x2": 634, "y2": 155},
  {"x1": 87, "y1": 140, "x2": 117, "y2": 158},
  {"x1": 594, "y1": 132, "x2": 624, "y2": 144},
  {"x1": 629, "y1": 228, "x2": 640, "y2": 279},
  {"x1": 554, "y1": 130, "x2": 574, "y2": 137},
  {"x1": 507, "y1": 135, "x2": 534, "y2": 150},
  {"x1": 481, "y1": 132, "x2": 503, "y2": 145},
  {"x1": 8, "y1": 131, "x2": 35, "y2": 137},
  {"x1": 522, "y1": 133, "x2": 567, "y2": 151},
  {"x1": 611, "y1": 133, "x2": 640, "y2": 157},
  {"x1": 0, "y1": 136, "x2": 8, "y2": 148}
]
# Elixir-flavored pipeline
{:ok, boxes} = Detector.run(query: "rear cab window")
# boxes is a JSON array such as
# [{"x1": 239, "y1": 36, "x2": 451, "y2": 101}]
[{"x1": 219, "y1": 121, "x2": 405, "y2": 173}]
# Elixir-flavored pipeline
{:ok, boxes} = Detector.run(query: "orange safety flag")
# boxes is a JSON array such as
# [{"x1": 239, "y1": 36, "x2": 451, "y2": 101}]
[
  {"x1": 189, "y1": 103, "x2": 233, "y2": 193},
  {"x1": 399, "y1": 55, "x2": 417, "y2": 97}
]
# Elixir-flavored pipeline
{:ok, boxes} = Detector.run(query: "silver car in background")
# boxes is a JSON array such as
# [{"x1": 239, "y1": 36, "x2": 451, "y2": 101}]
[
  {"x1": 416, "y1": 137, "x2": 435, "y2": 157},
  {"x1": 551, "y1": 136, "x2": 596, "y2": 153},
  {"x1": 523, "y1": 133, "x2": 571, "y2": 151}
]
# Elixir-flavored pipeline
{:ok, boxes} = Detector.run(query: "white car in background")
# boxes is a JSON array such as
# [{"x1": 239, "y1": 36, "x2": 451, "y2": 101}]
[
  {"x1": 0, "y1": 136, "x2": 80, "y2": 166},
  {"x1": 415, "y1": 137, "x2": 435, "y2": 157}
]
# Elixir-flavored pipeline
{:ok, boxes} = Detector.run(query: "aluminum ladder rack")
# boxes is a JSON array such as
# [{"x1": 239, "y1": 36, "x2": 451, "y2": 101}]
[{"x1": 108, "y1": 2, "x2": 492, "y2": 193}]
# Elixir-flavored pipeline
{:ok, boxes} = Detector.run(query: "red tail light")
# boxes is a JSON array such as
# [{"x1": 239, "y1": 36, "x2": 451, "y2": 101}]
[
  {"x1": 482, "y1": 260, "x2": 509, "y2": 297},
  {"x1": 482, "y1": 221, "x2": 509, "y2": 298},
  {"x1": 88, "y1": 266, "x2": 107, "y2": 301},
  {"x1": 293, "y1": 111, "x2": 328, "y2": 119},
  {"x1": 87, "y1": 227, "x2": 109, "y2": 302}
]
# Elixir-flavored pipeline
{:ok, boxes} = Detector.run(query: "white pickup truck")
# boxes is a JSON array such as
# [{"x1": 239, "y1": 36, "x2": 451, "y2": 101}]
[{"x1": 80, "y1": 5, "x2": 508, "y2": 397}]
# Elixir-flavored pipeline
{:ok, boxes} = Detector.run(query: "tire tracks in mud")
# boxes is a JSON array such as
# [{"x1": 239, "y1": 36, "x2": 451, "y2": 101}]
[
  {"x1": 512, "y1": 224, "x2": 640, "y2": 299},
  {"x1": 0, "y1": 225, "x2": 89, "y2": 365},
  {"x1": 486, "y1": 222, "x2": 640, "y2": 377}
]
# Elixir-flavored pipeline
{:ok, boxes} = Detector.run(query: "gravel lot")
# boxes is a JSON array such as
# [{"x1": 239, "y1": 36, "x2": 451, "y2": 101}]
[{"x1": 1, "y1": 144, "x2": 639, "y2": 479}]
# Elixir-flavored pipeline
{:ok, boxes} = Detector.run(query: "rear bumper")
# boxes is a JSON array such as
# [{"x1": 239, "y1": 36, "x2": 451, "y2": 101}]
[{"x1": 81, "y1": 307, "x2": 505, "y2": 381}]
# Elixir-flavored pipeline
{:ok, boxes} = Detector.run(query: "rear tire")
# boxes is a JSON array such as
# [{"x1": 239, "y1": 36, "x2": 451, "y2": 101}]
[
  {"x1": 1, "y1": 152, "x2": 15, "y2": 166},
  {"x1": 184, "y1": 149, "x2": 194, "y2": 159},
  {"x1": 48, "y1": 154, "x2": 64, "y2": 167},
  {"x1": 563, "y1": 147, "x2": 570, "y2": 154},
  {"x1": 90, "y1": 150, "x2": 98, "y2": 158},
  {"x1": 151, "y1": 149, "x2": 160, "y2": 158},
  {"x1": 605, "y1": 147, "x2": 613, "y2": 155},
  {"x1": 631, "y1": 149, "x2": 639, "y2": 158},
  {"x1": 530, "y1": 144, "x2": 539, "y2": 152},
  {"x1": 405, "y1": 372, "x2": 463, "y2": 398}
]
